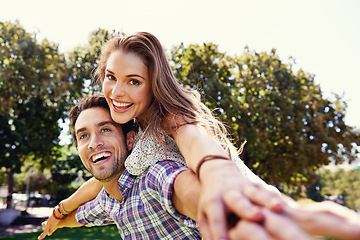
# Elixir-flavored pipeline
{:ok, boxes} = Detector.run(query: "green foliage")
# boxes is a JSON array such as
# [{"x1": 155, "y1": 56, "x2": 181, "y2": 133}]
[
  {"x1": 13, "y1": 166, "x2": 51, "y2": 193},
  {"x1": 318, "y1": 168, "x2": 360, "y2": 210},
  {"x1": 171, "y1": 43, "x2": 360, "y2": 186},
  {"x1": 1, "y1": 21, "x2": 359, "y2": 194},
  {"x1": 49, "y1": 146, "x2": 90, "y2": 200},
  {"x1": 0, "y1": 20, "x2": 74, "y2": 207},
  {"x1": 65, "y1": 28, "x2": 124, "y2": 99},
  {"x1": 0, "y1": 21, "x2": 68, "y2": 172}
]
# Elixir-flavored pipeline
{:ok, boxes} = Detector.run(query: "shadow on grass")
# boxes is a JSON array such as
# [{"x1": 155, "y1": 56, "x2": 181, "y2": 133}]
[{"x1": 0, "y1": 225, "x2": 121, "y2": 240}]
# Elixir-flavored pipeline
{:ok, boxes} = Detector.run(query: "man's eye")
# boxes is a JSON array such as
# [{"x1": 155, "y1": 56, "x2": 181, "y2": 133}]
[
  {"x1": 102, "y1": 128, "x2": 111, "y2": 133},
  {"x1": 129, "y1": 79, "x2": 140, "y2": 85},
  {"x1": 79, "y1": 133, "x2": 88, "y2": 140}
]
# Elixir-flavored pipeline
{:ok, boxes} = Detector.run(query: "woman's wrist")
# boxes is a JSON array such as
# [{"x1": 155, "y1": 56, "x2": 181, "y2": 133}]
[
  {"x1": 196, "y1": 155, "x2": 232, "y2": 180},
  {"x1": 52, "y1": 206, "x2": 66, "y2": 220},
  {"x1": 59, "y1": 201, "x2": 70, "y2": 215}
]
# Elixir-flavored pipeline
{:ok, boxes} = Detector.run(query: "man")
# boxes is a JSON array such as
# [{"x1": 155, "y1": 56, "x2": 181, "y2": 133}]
[
  {"x1": 49, "y1": 95, "x2": 201, "y2": 239},
  {"x1": 39, "y1": 95, "x2": 360, "y2": 240}
]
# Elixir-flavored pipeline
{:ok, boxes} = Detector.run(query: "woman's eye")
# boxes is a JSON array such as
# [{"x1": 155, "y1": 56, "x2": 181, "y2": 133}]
[
  {"x1": 106, "y1": 74, "x2": 116, "y2": 81},
  {"x1": 129, "y1": 79, "x2": 140, "y2": 85}
]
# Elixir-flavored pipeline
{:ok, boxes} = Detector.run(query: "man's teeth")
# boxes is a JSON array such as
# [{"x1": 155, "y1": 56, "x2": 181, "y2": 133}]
[
  {"x1": 113, "y1": 101, "x2": 131, "y2": 107},
  {"x1": 92, "y1": 152, "x2": 110, "y2": 162}
]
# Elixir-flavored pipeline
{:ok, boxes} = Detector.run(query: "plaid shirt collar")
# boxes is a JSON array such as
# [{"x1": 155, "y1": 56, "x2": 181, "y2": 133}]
[
  {"x1": 102, "y1": 169, "x2": 136, "y2": 202},
  {"x1": 116, "y1": 169, "x2": 136, "y2": 202}
]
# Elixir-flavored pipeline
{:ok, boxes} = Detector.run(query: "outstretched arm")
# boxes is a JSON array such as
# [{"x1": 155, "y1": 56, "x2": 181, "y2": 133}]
[
  {"x1": 173, "y1": 169, "x2": 360, "y2": 240},
  {"x1": 38, "y1": 177, "x2": 102, "y2": 239},
  {"x1": 38, "y1": 210, "x2": 83, "y2": 240},
  {"x1": 171, "y1": 123, "x2": 283, "y2": 238},
  {"x1": 62, "y1": 177, "x2": 103, "y2": 211}
]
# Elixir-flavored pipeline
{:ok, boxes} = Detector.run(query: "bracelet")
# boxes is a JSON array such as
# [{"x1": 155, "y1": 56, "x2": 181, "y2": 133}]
[
  {"x1": 196, "y1": 155, "x2": 230, "y2": 179},
  {"x1": 56, "y1": 204, "x2": 68, "y2": 217},
  {"x1": 53, "y1": 207, "x2": 65, "y2": 220},
  {"x1": 59, "y1": 201, "x2": 69, "y2": 215}
]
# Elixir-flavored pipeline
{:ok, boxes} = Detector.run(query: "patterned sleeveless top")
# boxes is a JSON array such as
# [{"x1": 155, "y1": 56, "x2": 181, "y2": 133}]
[{"x1": 124, "y1": 127, "x2": 251, "y2": 179}]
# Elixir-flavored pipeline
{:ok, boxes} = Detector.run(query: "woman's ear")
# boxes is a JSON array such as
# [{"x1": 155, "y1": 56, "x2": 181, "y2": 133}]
[{"x1": 126, "y1": 130, "x2": 136, "y2": 152}]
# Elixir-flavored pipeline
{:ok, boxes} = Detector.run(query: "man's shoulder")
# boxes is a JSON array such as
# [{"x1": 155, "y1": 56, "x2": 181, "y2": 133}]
[
  {"x1": 140, "y1": 160, "x2": 187, "y2": 188},
  {"x1": 147, "y1": 160, "x2": 186, "y2": 174}
]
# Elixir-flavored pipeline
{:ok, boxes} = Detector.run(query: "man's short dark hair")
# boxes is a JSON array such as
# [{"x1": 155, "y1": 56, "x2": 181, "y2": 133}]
[{"x1": 69, "y1": 95, "x2": 135, "y2": 147}]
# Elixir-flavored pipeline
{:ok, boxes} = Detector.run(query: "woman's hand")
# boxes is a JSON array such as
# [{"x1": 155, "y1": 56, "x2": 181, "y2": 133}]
[
  {"x1": 197, "y1": 160, "x2": 284, "y2": 240},
  {"x1": 37, "y1": 210, "x2": 61, "y2": 240},
  {"x1": 282, "y1": 196, "x2": 360, "y2": 240}
]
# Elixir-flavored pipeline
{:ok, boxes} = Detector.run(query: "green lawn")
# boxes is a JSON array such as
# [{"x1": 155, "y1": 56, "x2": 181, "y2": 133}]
[{"x1": 0, "y1": 225, "x2": 121, "y2": 240}]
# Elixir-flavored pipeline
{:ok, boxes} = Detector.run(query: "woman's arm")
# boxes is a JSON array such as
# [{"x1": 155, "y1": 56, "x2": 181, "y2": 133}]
[
  {"x1": 37, "y1": 177, "x2": 103, "y2": 240},
  {"x1": 62, "y1": 177, "x2": 103, "y2": 211},
  {"x1": 173, "y1": 169, "x2": 360, "y2": 240},
  {"x1": 37, "y1": 210, "x2": 83, "y2": 240},
  {"x1": 171, "y1": 123, "x2": 284, "y2": 239}
]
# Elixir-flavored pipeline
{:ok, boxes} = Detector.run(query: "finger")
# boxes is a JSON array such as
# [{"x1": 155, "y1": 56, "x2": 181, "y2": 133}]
[
  {"x1": 263, "y1": 209, "x2": 319, "y2": 240},
  {"x1": 240, "y1": 181, "x2": 284, "y2": 211},
  {"x1": 197, "y1": 211, "x2": 212, "y2": 240},
  {"x1": 203, "y1": 201, "x2": 229, "y2": 240},
  {"x1": 300, "y1": 201, "x2": 360, "y2": 223},
  {"x1": 41, "y1": 220, "x2": 54, "y2": 236},
  {"x1": 223, "y1": 189, "x2": 264, "y2": 222},
  {"x1": 285, "y1": 204, "x2": 360, "y2": 239},
  {"x1": 37, "y1": 228, "x2": 49, "y2": 240},
  {"x1": 229, "y1": 220, "x2": 271, "y2": 240}
]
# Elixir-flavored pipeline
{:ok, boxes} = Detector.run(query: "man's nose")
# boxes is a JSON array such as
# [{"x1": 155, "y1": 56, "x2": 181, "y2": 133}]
[{"x1": 88, "y1": 134, "x2": 104, "y2": 150}]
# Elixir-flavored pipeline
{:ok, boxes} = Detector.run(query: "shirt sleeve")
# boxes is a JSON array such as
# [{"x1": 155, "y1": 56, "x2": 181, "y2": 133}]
[
  {"x1": 145, "y1": 161, "x2": 198, "y2": 228},
  {"x1": 75, "y1": 191, "x2": 115, "y2": 227}
]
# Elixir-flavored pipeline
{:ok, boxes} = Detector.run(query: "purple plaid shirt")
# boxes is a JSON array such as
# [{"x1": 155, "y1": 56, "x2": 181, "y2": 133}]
[{"x1": 76, "y1": 161, "x2": 201, "y2": 239}]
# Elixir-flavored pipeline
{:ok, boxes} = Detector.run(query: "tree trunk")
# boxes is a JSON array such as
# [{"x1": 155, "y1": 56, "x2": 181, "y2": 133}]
[{"x1": 6, "y1": 168, "x2": 14, "y2": 209}]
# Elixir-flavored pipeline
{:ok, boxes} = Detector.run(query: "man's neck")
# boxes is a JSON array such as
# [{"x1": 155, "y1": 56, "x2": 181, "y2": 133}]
[{"x1": 102, "y1": 173, "x2": 123, "y2": 201}]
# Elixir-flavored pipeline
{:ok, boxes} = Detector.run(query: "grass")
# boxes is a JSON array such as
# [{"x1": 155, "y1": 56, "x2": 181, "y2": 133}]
[
  {"x1": 0, "y1": 225, "x2": 121, "y2": 240},
  {"x1": 1, "y1": 224, "x2": 336, "y2": 240}
]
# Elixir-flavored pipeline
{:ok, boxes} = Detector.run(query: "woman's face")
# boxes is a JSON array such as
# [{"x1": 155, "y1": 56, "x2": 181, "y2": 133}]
[{"x1": 102, "y1": 50, "x2": 153, "y2": 124}]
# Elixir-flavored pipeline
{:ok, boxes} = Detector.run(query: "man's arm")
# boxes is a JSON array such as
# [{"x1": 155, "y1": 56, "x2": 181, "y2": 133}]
[{"x1": 172, "y1": 169, "x2": 200, "y2": 220}]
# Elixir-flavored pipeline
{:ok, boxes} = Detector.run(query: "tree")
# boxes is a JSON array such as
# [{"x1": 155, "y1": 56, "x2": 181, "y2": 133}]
[
  {"x1": 171, "y1": 43, "x2": 360, "y2": 186},
  {"x1": 318, "y1": 169, "x2": 360, "y2": 210},
  {"x1": 0, "y1": 21, "x2": 69, "y2": 208},
  {"x1": 65, "y1": 28, "x2": 124, "y2": 98}
]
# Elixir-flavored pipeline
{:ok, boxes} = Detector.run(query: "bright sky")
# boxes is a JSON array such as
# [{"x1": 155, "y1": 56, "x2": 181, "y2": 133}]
[{"x1": 1, "y1": 0, "x2": 359, "y2": 130}]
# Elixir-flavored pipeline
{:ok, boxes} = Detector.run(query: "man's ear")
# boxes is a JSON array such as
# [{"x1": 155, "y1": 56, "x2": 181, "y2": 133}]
[{"x1": 126, "y1": 130, "x2": 136, "y2": 151}]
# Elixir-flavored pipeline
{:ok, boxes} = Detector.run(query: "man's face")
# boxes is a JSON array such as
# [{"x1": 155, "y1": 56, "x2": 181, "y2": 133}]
[{"x1": 74, "y1": 107, "x2": 128, "y2": 182}]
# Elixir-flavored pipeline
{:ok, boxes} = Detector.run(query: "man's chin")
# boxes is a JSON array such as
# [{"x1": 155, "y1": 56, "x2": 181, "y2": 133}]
[
  {"x1": 93, "y1": 170, "x2": 122, "y2": 183},
  {"x1": 94, "y1": 174, "x2": 117, "y2": 183}
]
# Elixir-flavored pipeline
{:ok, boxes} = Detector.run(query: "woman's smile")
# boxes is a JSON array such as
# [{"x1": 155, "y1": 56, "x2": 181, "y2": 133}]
[{"x1": 102, "y1": 50, "x2": 153, "y2": 124}]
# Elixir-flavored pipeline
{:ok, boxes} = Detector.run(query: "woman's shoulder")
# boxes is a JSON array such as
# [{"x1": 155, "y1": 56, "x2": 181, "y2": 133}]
[{"x1": 163, "y1": 112, "x2": 200, "y2": 136}]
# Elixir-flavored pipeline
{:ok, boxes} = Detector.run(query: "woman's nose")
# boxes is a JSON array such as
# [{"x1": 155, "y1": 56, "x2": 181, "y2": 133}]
[{"x1": 112, "y1": 82, "x2": 126, "y2": 97}]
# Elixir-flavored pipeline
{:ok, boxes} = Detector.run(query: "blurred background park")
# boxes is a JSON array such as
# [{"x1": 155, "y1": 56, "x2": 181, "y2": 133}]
[{"x1": 0, "y1": 0, "x2": 360, "y2": 237}]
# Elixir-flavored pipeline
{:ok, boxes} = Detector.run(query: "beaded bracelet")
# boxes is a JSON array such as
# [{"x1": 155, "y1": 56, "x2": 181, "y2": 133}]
[
  {"x1": 52, "y1": 207, "x2": 65, "y2": 220},
  {"x1": 196, "y1": 155, "x2": 230, "y2": 179},
  {"x1": 59, "y1": 201, "x2": 69, "y2": 215}
]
